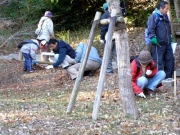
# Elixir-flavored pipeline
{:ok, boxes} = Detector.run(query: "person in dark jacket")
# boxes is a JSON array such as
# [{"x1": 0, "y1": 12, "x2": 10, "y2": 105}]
[
  {"x1": 100, "y1": 3, "x2": 117, "y2": 73},
  {"x1": 147, "y1": 1, "x2": 174, "y2": 79},
  {"x1": 100, "y1": 3, "x2": 110, "y2": 44},
  {"x1": 130, "y1": 51, "x2": 165, "y2": 98},
  {"x1": 46, "y1": 38, "x2": 76, "y2": 69}
]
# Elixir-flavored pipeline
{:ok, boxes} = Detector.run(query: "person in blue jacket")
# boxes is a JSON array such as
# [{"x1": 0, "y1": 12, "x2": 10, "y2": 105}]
[
  {"x1": 67, "y1": 43, "x2": 102, "y2": 80},
  {"x1": 47, "y1": 38, "x2": 76, "y2": 69},
  {"x1": 147, "y1": 1, "x2": 174, "y2": 79}
]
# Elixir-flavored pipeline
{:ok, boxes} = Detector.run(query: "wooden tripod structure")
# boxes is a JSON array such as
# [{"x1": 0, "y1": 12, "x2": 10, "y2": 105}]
[{"x1": 67, "y1": 0, "x2": 139, "y2": 120}]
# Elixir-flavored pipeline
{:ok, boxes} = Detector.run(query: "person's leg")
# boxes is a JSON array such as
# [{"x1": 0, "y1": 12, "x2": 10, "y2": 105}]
[
  {"x1": 22, "y1": 53, "x2": 33, "y2": 72},
  {"x1": 136, "y1": 76, "x2": 148, "y2": 90},
  {"x1": 60, "y1": 55, "x2": 75, "y2": 68},
  {"x1": 164, "y1": 44, "x2": 174, "y2": 78},
  {"x1": 85, "y1": 60, "x2": 100, "y2": 71},
  {"x1": 64, "y1": 55, "x2": 76, "y2": 65},
  {"x1": 66, "y1": 63, "x2": 81, "y2": 80},
  {"x1": 151, "y1": 45, "x2": 166, "y2": 71},
  {"x1": 106, "y1": 41, "x2": 115, "y2": 73},
  {"x1": 112, "y1": 40, "x2": 117, "y2": 63},
  {"x1": 146, "y1": 70, "x2": 166, "y2": 91},
  {"x1": 83, "y1": 60, "x2": 100, "y2": 76}
]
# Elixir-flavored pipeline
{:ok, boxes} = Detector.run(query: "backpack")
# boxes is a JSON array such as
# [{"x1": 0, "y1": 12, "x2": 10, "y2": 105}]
[
  {"x1": 145, "y1": 12, "x2": 161, "y2": 45},
  {"x1": 17, "y1": 40, "x2": 38, "y2": 49},
  {"x1": 130, "y1": 55, "x2": 138, "y2": 63}
]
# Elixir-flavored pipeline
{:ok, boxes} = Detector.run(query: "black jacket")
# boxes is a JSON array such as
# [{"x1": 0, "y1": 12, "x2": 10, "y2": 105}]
[
  {"x1": 100, "y1": 10, "x2": 110, "y2": 41},
  {"x1": 148, "y1": 11, "x2": 171, "y2": 46},
  {"x1": 53, "y1": 40, "x2": 75, "y2": 67}
]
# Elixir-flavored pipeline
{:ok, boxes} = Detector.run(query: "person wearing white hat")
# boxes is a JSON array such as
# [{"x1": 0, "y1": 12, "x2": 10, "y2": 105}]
[
  {"x1": 36, "y1": 11, "x2": 54, "y2": 41},
  {"x1": 35, "y1": 11, "x2": 55, "y2": 61},
  {"x1": 20, "y1": 39, "x2": 47, "y2": 73}
]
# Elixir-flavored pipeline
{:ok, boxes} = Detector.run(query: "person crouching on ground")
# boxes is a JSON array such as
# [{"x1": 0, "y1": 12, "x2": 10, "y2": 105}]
[
  {"x1": 67, "y1": 42, "x2": 102, "y2": 81},
  {"x1": 46, "y1": 38, "x2": 76, "y2": 69},
  {"x1": 130, "y1": 51, "x2": 166, "y2": 98},
  {"x1": 20, "y1": 39, "x2": 47, "y2": 73}
]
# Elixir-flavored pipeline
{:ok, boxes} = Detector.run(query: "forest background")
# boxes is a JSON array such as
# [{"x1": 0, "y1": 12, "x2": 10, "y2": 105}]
[{"x1": 0, "y1": 0, "x2": 179, "y2": 50}]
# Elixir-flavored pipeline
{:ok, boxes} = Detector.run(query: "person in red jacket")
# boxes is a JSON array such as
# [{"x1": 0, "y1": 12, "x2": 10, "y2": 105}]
[{"x1": 130, "y1": 51, "x2": 165, "y2": 98}]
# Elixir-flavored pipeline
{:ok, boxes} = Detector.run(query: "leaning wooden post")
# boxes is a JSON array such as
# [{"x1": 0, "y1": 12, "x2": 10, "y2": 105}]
[
  {"x1": 92, "y1": 9, "x2": 117, "y2": 120},
  {"x1": 66, "y1": 11, "x2": 102, "y2": 114}
]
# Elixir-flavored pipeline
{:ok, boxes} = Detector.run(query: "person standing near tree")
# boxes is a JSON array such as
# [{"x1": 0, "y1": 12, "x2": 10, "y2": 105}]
[
  {"x1": 147, "y1": 1, "x2": 174, "y2": 79},
  {"x1": 100, "y1": 3, "x2": 117, "y2": 74}
]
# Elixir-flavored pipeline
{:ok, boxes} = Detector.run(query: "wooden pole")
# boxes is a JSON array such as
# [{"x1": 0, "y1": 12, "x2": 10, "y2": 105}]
[
  {"x1": 174, "y1": 0, "x2": 180, "y2": 18},
  {"x1": 92, "y1": 9, "x2": 117, "y2": 121},
  {"x1": 66, "y1": 11, "x2": 101, "y2": 114},
  {"x1": 174, "y1": 71, "x2": 177, "y2": 97}
]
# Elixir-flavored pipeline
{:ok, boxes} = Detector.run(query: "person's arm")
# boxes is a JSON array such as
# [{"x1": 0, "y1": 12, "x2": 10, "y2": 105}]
[
  {"x1": 53, "y1": 48, "x2": 67, "y2": 67},
  {"x1": 130, "y1": 60, "x2": 143, "y2": 94},
  {"x1": 147, "y1": 14, "x2": 156, "y2": 39},
  {"x1": 146, "y1": 61, "x2": 157, "y2": 77}
]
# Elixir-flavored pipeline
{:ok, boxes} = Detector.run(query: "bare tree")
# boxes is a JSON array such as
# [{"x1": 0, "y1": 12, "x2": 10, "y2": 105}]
[{"x1": 173, "y1": 0, "x2": 180, "y2": 18}]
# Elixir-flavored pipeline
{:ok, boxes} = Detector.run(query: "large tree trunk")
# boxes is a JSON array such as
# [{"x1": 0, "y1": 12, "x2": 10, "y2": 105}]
[
  {"x1": 114, "y1": 29, "x2": 139, "y2": 119},
  {"x1": 174, "y1": 0, "x2": 180, "y2": 18},
  {"x1": 109, "y1": 0, "x2": 139, "y2": 119}
]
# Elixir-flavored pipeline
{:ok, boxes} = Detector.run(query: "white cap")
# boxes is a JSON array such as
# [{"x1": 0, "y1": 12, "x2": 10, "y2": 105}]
[{"x1": 41, "y1": 40, "x2": 47, "y2": 46}]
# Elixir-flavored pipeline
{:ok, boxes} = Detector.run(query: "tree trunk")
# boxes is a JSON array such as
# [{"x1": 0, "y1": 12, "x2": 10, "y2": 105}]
[
  {"x1": 164, "y1": 0, "x2": 175, "y2": 39},
  {"x1": 174, "y1": 0, "x2": 180, "y2": 18},
  {"x1": 114, "y1": 29, "x2": 139, "y2": 119},
  {"x1": 109, "y1": 0, "x2": 140, "y2": 119}
]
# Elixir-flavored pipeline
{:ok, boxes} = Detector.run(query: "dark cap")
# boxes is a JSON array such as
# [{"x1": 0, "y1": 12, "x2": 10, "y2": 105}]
[{"x1": 138, "y1": 51, "x2": 152, "y2": 64}]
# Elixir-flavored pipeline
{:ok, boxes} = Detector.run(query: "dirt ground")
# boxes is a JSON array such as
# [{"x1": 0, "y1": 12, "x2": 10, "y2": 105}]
[{"x1": 1, "y1": 30, "x2": 180, "y2": 134}]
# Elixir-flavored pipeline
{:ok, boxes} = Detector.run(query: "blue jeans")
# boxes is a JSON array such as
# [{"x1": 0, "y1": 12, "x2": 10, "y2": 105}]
[
  {"x1": 136, "y1": 70, "x2": 166, "y2": 91},
  {"x1": 22, "y1": 53, "x2": 33, "y2": 72}
]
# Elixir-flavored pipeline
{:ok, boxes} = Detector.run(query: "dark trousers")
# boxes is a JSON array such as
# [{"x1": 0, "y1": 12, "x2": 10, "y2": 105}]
[
  {"x1": 22, "y1": 53, "x2": 33, "y2": 72},
  {"x1": 151, "y1": 44, "x2": 174, "y2": 78}
]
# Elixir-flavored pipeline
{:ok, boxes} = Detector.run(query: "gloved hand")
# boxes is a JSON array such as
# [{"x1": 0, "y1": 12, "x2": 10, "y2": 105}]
[
  {"x1": 137, "y1": 92, "x2": 146, "y2": 98},
  {"x1": 33, "y1": 60, "x2": 37, "y2": 65},
  {"x1": 45, "y1": 65, "x2": 54, "y2": 69},
  {"x1": 146, "y1": 70, "x2": 152, "y2": 76},
  {"x1": 150, "y1": 37, "x2": 158, "y2": 45},
  {"x1": 171, "y1": 38, "x2": 174, "y2": 43},
  {"x1": 100, "y1": 39, "x2": 104, "y2": 44}
]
